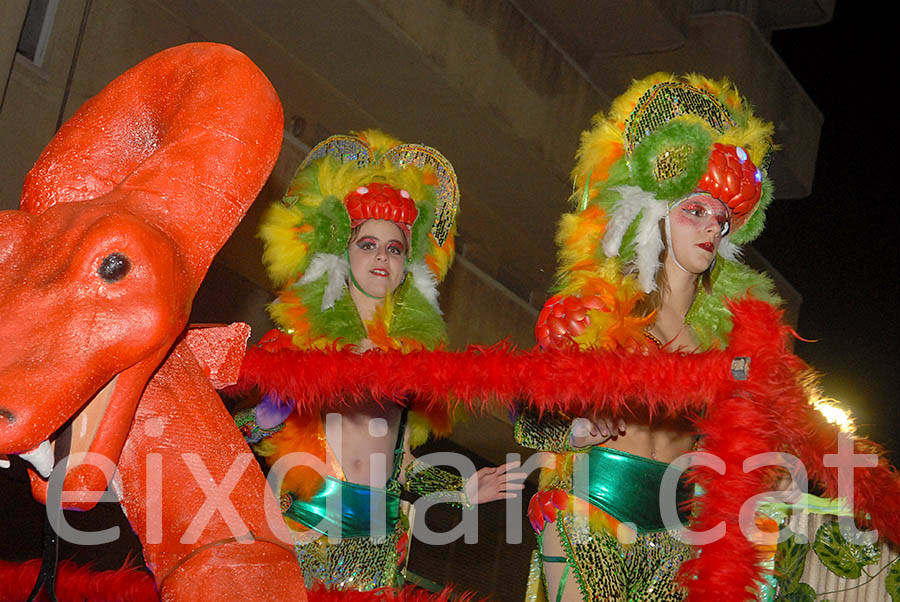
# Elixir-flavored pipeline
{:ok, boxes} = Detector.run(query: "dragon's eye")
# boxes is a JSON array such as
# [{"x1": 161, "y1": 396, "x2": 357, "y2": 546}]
[{"x1": 98, "y1": 252, "x2": 131, "y2": 283}]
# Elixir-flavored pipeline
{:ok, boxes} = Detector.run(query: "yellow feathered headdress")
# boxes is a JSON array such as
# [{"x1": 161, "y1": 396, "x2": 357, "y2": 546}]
[
  {"x1": 561, "y1": 73, "x2": 775, "y2": 293},
  {"x1": 543, "y1": 73, "x2": 780, "y2": 350},
  {"x1": 260, "y1": 130, "x2": 460, "y2": 350}
]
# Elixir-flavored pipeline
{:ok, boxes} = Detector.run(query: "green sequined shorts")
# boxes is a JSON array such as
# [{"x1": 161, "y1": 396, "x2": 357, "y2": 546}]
[
  {"x1": 295, "y1": 530, "x2": 404, "y2": 592},
  {"x1": 540, "y1": 510, "x2": 693, "y2": 602}
]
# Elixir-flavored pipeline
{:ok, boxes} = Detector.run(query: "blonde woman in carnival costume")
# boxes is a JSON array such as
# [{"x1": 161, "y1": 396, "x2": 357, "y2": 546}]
[
  {"x1": 233, "y1": 130, "x2": 525, "y2": 591},
  {"x1": 516, "y1": 73, "x2": 784, "y2": 601}
]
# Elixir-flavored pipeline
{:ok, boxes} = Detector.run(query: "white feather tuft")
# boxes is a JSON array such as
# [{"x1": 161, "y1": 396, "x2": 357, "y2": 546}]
[
  {"x1": 601, "y1": 186, "x2": 743, "y2": 293},
  {"x1": 633, "y1": 200, "x2": 669, "y2": 293},
  {"x1": 717, "y1": 236, "x2": 742, "y2": 262},
  {"x1": 601, "y1": 186, "x2": 653, "y2": 257},
  {"x1": 299, "y1": 253, "x2": 349, "y2": 310},
  {"x1": 408, "y1": 261, "x2": 441, "y2": 313}
]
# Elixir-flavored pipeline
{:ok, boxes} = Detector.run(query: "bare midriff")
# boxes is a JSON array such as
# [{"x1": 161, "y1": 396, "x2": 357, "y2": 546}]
[
  {"x1": 324, "y1": 402, "x2": 404, "y2": 487},
  {"x1": 603, "y1": 414, "x2": 695, "y2": 464},
  {"x1": 605, "y1": 323, "x2": 698, "y2": 463}
]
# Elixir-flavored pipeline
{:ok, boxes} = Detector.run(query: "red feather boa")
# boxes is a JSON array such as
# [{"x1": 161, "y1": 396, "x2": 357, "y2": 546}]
[
  {"x1": 0, "y1": 561, "x2": 482, "y2": 602},
  {"x1": 0, "y1": 559, "x2": 158, "y2": 601},
  {"x1": 232, "y1": 298, "x2": 900, "y2": 601},
  {"x1": 306, "y1": 585, "x2": 486, "y2": 601}
]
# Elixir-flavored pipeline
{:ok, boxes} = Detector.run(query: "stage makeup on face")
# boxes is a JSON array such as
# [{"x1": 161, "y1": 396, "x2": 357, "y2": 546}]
[
  {"x1": 674, "y1": 194, "x2": 730, "y2": 236},
  {"x1": 347, "y1": 218, "x2": 407, "y2": 298},
  {"x1": 668, "y1": 194, "x2": 730, "y2": 275}
]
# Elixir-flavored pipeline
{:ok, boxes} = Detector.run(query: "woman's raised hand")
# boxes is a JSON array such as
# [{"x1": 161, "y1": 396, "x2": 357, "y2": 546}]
[
  {"x1": 569, "y1": 415, "x2": 626, "y2": 448},
  {"x1": 465, "y1": 460, "x2": 528, "y2": 504}
]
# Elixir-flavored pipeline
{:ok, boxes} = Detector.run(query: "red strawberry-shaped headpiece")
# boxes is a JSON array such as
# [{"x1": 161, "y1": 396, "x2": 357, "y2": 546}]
[
  {"x1": 343, "y1": 182, "x2": 418, "y2": 239},
  {"x1": 696, "y1": 143, "x2": 763, "y2": 229}
]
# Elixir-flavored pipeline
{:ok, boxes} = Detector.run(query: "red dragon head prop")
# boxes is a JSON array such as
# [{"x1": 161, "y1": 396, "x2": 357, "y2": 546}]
[
  {"x1": 0, "y1": 42, "x2": 282, "y2": 508},
  {"x1": 0, "y1": 42, "x2": 320, "y2": 601}
]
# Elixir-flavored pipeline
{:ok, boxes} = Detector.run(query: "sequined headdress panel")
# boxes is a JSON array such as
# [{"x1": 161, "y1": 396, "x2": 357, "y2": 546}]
[{"x1": 624, "y1": 80, "x2": 737, "y2": 156}]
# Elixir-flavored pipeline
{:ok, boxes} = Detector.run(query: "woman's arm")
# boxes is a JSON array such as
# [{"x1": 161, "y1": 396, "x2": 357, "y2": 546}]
[
  {"x1": 401, "y1": 423, "x2": 526, "y2": 506},
  {"x1": 514, "y1": 407, "x2": 622, "y2": 451}
]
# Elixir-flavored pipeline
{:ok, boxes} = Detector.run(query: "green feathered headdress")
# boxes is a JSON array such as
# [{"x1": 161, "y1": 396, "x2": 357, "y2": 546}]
[
  {"x1": 554, "y1": 73, "x2": 780, "y2": 349},
  {"x1": 261, "y1": 130, "x2": 460, "y2": 350},
  {"x1": 569, "y1": 73, "x2": 776, "y2": 293}
]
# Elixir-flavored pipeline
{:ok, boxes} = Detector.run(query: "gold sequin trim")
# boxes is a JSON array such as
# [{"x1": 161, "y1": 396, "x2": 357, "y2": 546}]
[
  {"x1": 653, "y1": 145, "x2": 693, "y2": 181},
  {"x1": 514, "y1": 407, "x2": 575, "y2": 453},
  {"x1": 557, "y1": 511, "x2": 692, "y2": 601},
  {"x1": 383, "y1": 144, "x2": 460, "y2": 246},
  {"x1": 294, "y1": 135, "x2": 373, "y2": 181},
  {"x1": 404, "y1": 459, "x2": 468, "y2": 507},
  {"x1": 624, "y1": 81, "x2": 736, "y2": 156}
]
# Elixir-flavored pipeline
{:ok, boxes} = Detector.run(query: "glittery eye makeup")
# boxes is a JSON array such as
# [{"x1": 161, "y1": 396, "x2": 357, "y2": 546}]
[
  {"x1": 681, "y1": 203, "x2": 708, "y2": 218},
  {"x1": 356, "y1": 237, "x2": 377, "y2": 251},
  {"x1": 355, "y1": 236, "x2": 406, "y2": 256},
  {"x1": 676, "y1": 197, "x2": 730, "y2": 235}
]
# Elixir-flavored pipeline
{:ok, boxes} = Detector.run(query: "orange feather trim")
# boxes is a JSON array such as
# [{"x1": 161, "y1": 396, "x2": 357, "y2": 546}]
[
  {"x1": 366, "y1": 302, "x2": 431, "y2": 354},
  {"x1": 425, "y1": 233, "x2": 455, "y2": 281},
  {"x1": 263, "y1": 411, "x2": 327, "y2": 501},
  {"x1": 556, "y1": 206, "x2": 607, "y2": 277}
]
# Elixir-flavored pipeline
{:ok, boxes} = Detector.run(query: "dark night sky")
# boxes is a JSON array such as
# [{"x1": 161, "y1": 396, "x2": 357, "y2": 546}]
[{"x1": 761, "y1": 8, "x2": 899, "y2": 453}]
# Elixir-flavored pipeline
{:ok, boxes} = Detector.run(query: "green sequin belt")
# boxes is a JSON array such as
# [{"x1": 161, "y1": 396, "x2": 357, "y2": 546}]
[
  {"x1": 571, "y1": 446, "x2": 691, "y2": 534},
  {"x1": 284, "y1": 476, "x2": 401, "y2": 539}
]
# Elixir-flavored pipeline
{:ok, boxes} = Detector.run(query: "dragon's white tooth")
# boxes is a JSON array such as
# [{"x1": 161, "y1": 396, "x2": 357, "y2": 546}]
[
  {"x1": 20, "y1": 440, "x2": 53, "y2": 478},
  {"x1": 0, "y1": 454, "x2": 9, "y2": 469}
]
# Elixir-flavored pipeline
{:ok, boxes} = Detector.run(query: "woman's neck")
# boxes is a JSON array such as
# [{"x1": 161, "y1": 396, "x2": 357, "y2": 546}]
[
  {"x1": 648, "y1": 256, "x2": 701, "y2": 349},
  {"x1": 652, "y1": 283, "x2": 699, "y2": 351},
  {"x1": 349, "y1": 284, "x2": 381, "y2": 322},
  {"x1": 660, "y1": 281, "x2": 696, "y2": 321},
  {"x1": 661, "y1": 255, "x2": 699, "y2": 319}
]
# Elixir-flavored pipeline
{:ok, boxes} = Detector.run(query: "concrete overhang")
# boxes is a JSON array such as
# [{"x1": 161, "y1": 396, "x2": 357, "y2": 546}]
[{"x1": 200, "y1": 0, "x2": 825, "y2": 304}]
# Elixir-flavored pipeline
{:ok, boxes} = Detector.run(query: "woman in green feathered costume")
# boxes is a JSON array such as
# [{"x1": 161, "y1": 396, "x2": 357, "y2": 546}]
[
  {"x1": 516, "y1": 73, "x2": 782, "y2": 602},
  {"x1": 234, "y1": 130, "x2": 525, "y2": 592}
]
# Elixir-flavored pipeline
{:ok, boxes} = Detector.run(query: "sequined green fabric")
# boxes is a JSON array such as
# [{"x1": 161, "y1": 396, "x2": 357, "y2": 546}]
[
  {"x1": 653, "y1": 145, "x2": 692, "y2": 182},
  {"x1": 624, "y1": 80, "x2": 736, "y2": 156},
  {"x1": 525, "y1": 549, "x2": 549, "y2": 602},
  {"x1": 295, "y1": 528, "x2": 404, "y2": 591},
  {"x1": 514, "y1": 407, "x2": 575, "y2": 453},
  {"x1": 404, "y1": 459, "x2": 468, "y2": 507},
  {"x1": 555, "y1": 510, "x2": 692, "y2": 601}
]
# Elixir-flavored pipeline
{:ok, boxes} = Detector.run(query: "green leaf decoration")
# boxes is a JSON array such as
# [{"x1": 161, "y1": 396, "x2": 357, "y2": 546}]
[
  {"x1": 813, "y1": 520, "x2": 881, "y2": 579},
  {"x1": 886, "y1": 556, "x2": 900, "y2": 602},
  {"x1": 775, "y1": 532, "x2": 810, "y2": 594},
  {"x1": 775, "y1": 582, "x2": 816, "y2": 602}
]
